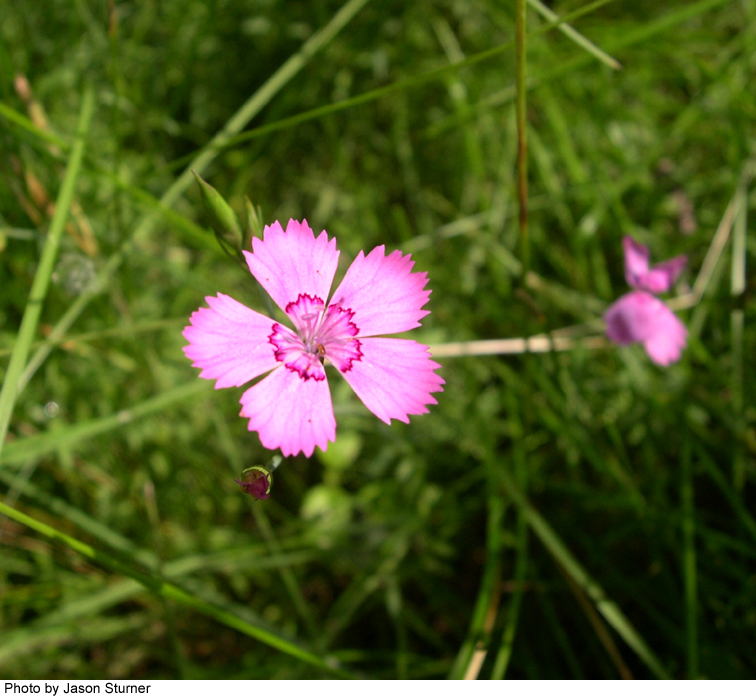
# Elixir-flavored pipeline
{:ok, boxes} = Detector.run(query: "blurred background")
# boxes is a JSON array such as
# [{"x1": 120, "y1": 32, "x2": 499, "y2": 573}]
[{"x1": 0, "y1": 0, "x2": 754, "y2": 679}]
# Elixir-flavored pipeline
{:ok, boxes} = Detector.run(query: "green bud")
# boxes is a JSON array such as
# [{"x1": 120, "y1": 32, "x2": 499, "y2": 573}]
[{"x1": 192, "y1": 170, "x2": 243, "y2": 256}]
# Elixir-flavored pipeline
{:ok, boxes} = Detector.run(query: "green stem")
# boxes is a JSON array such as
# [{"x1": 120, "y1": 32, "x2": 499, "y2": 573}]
[
  {"x1": 0, "y1": 467, "x2": 154, "y2": 563},
  {"x1": 0, "y1": 87, "x2": 94, "y2": 461}
]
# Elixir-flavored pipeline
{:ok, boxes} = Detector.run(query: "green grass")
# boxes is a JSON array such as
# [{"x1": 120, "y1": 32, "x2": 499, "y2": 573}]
[{"x1": 1, "y1": 0, "x2": 755, "y2": 679}]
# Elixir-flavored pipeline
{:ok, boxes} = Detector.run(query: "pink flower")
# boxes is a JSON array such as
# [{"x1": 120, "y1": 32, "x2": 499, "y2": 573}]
[
  {"x1": 183, "y1": 219, "x2": 444, "y2": 457},
  {"x1": 605, "y1": 236, "x2": 688, "y2": 366},
  {"x1": 622, "y1": 236, "x2": 687, "y2": 294},
  {"x1": 605, "y1": 290, "x2": 688, "y2": 365}
]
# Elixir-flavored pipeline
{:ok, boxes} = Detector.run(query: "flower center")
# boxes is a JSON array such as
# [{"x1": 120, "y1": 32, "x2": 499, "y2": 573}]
[{"x1": 269, "y1": 293, "x2": 363, "y2": 381}]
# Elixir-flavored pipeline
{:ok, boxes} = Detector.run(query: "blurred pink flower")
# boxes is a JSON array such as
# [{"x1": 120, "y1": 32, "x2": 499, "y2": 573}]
[
  {"x1": 183, "y1": 219, "x2": 444, "y2": 457},
  {"x1": 605, "y1": 236, "x2": 688, "y2": 366},
  {"x1": 622, "y1": 236, "x2": 687, "y2": 294}
]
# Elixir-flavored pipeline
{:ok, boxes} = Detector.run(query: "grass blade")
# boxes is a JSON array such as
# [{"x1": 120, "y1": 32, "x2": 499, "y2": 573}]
[
  {"x1": 448, "y1": 470, "x2": 505, "y2": 679},
  {"x1": 0, "y1": 547, "x2": 315, "y2": 667},
  {"x1": 498, "y1": 467, "x2": 670, "y2": 679},
  {"x1": 0, "y1": 500, "x2": 354, "y2": 679},
  {"x1": 0, "y1": 468, "x2": 153, "y2": 564},
  {"x1": 133, "y1": 0, "x2": 373, "y2": 247},
  {"x1": 0, "y1": 318, "x2": 186, "y2": 359},
  {"x1": 694, "y1": 441, "x2": 756, "y2": 546},
  {"x1": 0, "y1": 88, "x2": 94, "y2": 461},
  {"x1": 527, "y1": 0, "x2": 621, "y2": 70},
  {"x1": 491, "y1": 390, "x2": 529, "y2": 680},
  {"x1": 0, "y1": 101, "x2": 69, "y2": 151},
  {"x1": 0, "y1": 382, "x2": 210, "y2": 467},
  {"x1": 561, "y1": 564, "x2": 633, "y2": 678},
  {"x1": 0, "y1": 100, "x2": 226, "y2": 254},
  {"x1": 427, "y1": 0, "x2": 737, "y2": 140},
  {"x1": 163, "y1": 0, "x2": 618, "y2": 169},
  {"x1": 490, "y1": 504, "x2": 528, "y2": 679}
]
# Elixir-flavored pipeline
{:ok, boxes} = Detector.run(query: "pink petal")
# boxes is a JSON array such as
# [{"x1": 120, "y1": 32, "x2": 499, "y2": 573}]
[
  {"x1": 606, "y1": 291, "x2": 654, "y2": 344},
  {"x1": 605, "y1": 291, "x2": 687, "y2": 365},
  {"x1": 336, "y1": 338, "x2": 444, "y2": 424},
  {"x1": 243, "y1": 219, "x2": 339, "y2": 314},
  {"x1": 623, "y1": 236, "x2": 650, "y2": 289},
  {"x1": 623, "y1": 236, "x2": 686, "y2": 293},
  {"x1": 239, "y1": 366, "x2": 336, "y2": 458},
  {"x1": 183, "y1": 293, "x2": 278, "y2": 388},
  {"x1": 638, "y1": 255, "x2": 687, "y2": 294},
  {"x1": 643, "y1": 307, "x2": 688, "y2": 366},
  {"x1": 329, "y1": 246, "x2": 431, "y2": 337}
]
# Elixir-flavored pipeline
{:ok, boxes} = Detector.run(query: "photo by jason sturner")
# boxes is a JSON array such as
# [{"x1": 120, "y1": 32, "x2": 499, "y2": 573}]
[{"x1": 4, "y1": 684, "x2": 151, "y2": 696}]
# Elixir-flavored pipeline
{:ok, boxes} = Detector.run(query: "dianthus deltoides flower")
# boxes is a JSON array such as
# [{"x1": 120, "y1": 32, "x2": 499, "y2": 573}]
[
  {"x1": 605, "y1": 236, "x2": 687, "y2": 366},
  {"x1": 183, "y1": 219, "x2": 444, "y2": 457}
]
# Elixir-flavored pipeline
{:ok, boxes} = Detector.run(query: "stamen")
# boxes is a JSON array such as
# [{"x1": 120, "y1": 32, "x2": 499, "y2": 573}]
[{"x1": 269, "y1": 295, "x2": 363, "y2": 380}]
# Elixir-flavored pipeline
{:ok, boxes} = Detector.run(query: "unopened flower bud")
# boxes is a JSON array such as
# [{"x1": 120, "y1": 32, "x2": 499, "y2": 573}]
[
  {"x1": 235, "y1": 466, "x2": 272, "y2": 500},
  {"x1": 192, "y1": 170, "x2": 243, "y2": 260}
]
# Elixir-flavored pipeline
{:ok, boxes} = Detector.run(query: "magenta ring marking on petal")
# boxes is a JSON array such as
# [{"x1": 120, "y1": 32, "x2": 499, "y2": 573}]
[
  {"x1": 337, "y1": 337, "x2": 363, "y2": 373},
  {"x1": 316, "y1": 304, "x2": 363, "y2": 373},
  {"x1": 269, "y1": 317, "x2": 327, "y2": 382},
  {"x1": 319, "y1": 304, "x2": 360, "y2": 341},
  {"x1": 268, "y1": 296, "x2": 367, "y2": 380},
  {"x1": 268, "y1": 323, "x2": 281, "y2": 360},
  {"x1": 284, "y1": 293, "x2": 327, "y2": 341},
  {"x1": 269, "y1": 322, "x2": 299, "y2": 363},
  {"x1": 284, "y1": 356, "x2": 327, "y2": 382}
]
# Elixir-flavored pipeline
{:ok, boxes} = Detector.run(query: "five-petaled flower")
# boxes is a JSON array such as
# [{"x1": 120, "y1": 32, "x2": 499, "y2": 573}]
[
  {"x1": 183, "y1": 219, "x2": 444, "y2": 457},
  {"x1": 605, "y1": 236, "x2": 687, "y2": 366}
]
